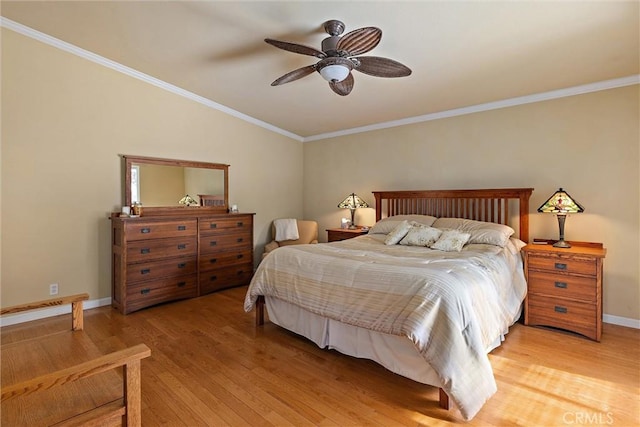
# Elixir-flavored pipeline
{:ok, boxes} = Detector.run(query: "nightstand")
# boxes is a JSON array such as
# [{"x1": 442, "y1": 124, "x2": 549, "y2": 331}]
[
  {"x1": 326, "y1": 227, "x2": 369, "y2": 242},
  {"x1": 522, "y1": 241, "x2": 606, "y2": 341}
]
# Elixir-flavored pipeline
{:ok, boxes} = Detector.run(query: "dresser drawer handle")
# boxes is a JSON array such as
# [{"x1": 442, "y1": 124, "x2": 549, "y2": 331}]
[
  {"x1": 210, "y1": 275, "x2": 217, "y2": 281},
  {"x1": 237, "y1": 254, "x2": 244, "y2": 259},
  {"x1": 209, "y1": 259, "x2": 217, "y2": 264},
  {"x1": 210, "y1": 241, "x2": 217, "y2": 246},
  {"x1": 141, "y1": 268, "x2": 151, "y2": 275},
  {"x1": 140, "y1": 288, "x2": 151, "y2": 295},
  {"x1": 140, "y1": 228, "x2": 151, "y2": 234},
  {"x1": 554, "y1": 281, "x2": 567, "y2": 289},
  {"x1": 210, "y1": 223, "x2": 217, "y2": 229},
  {"x1": 177, "y1": 282, "x2": 186, "y2": 288},
  {"x1": 555, "y1": 262, "x2": 567, "y2": 270},
  {"x1": 140, "y1": 248, "x2": 150, "y2": 254},
  {"x1": 236, "y1": 222, "x2": 244, "y2": 227},
  {"x1": 237, "y1": 238, "x2": 243, "y2": 243},
  {"x1": 177, "y1": 225, "x2": 186, "y2": 231},
  {"x1": 237, "y1": 270, "x2": 244, "y2": 275},
  {"x1": 177, "y1": 263, "x2": 186, "y2": 268},
  {"x1": 554, "y1": 306, "x2": 568, "y2": 314},
  {"x1": 177, "y1": 244, "x2": 186, "y2": 250}
]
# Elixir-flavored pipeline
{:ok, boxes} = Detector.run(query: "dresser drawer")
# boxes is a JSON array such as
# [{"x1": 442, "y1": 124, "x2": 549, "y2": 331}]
[
  {"x1": 125, "y1": 274, "x2": 198, "y2": 314},
  {"x1": 125, "y1": 220, "x2": 197, "y2": 241},
  {"x1": 527, "y1": 254, "x2": 596, "y2": 276},
  {"x1": 527, "y1": 270, "x2": 596, "y2": 302},
  {"x1": 199, "y1": 264, "x2": 253, "y2": 295},
  {"x1": 126, "y1": 256, "x2": 197, "y2": 284},
  {"x1": 199, "y1": 216, "x2": 252, "y2": 234},
  {"x1": 199, "y1": 250, "x2": 252, "y2": 273},
  {"x1": 199, "y1": 231, "x2": 252, "y2": 254},
  {"x1": 526, "y1": 294, "x2": 597, "y2": 340},
  {"x1": 127, "y1": 237, "x2": 197, "y2": 263}
]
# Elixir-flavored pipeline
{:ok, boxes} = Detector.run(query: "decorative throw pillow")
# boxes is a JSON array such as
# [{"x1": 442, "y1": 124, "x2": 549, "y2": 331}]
[
  {"x1": 384, "y1": 220, "x2": 413, "y2": 245},
  {"x1": 430, "y1": 229, "x2": 471, "y2": 252},
  {"x1": 369, "y1": 215, "x2": 437, "y2": 235},
  {"x1": 432, "y1": 218, "x2": 515, "y2": 247},
  {"x1": 399, "y1": 224, "x2": 443, "y2": 247}
]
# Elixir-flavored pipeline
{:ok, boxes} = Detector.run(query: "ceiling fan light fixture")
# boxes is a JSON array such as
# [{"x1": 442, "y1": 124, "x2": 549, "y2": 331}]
[{"x1": 319, "y1": 64, "x2": 350, "y2": 82}]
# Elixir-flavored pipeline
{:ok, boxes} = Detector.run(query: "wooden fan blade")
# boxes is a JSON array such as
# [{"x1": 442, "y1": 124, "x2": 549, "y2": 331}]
[
  {"x1": 354, "y1": 56, "x2": 412, "y2": 78},
  {"x1": 329, "y1": 73, "x2": 354, "y2": 96},
  {"x1": 265, "y1": 38, "x2": 326, "y2": 58},
  {"x1": 271, "y1": 65, "x2": 317, "y2": 86},
  {"x1": 336, "y1": 27, "x2": 382, "y2": 56}
]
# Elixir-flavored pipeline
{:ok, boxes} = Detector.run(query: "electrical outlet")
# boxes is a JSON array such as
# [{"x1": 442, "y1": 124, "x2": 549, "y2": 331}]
[{"x1": 49, "y1": 283, "x2": 59, "y2": 296}]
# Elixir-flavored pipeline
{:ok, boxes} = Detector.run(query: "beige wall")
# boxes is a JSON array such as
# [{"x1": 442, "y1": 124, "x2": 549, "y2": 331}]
[
  {"x1": 1, "y1": 29, "x2": 303, "y2": 306},
  {"x1": 304, "y1": 86, "x2": 639, "y2": 321}
]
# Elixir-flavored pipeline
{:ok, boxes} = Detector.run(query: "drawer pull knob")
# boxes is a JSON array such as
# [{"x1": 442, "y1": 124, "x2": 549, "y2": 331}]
[
  {"x1": 210, "y1": 275, "x2": 217, "y2": 281},
  {"x1": 210, "y1": 259, "x2": 217, "y2": 264},
  {"x1": 237, "y1": 254, "x2": 243, "y2": 259},
  {"x1": 555, "y1": 281, "x2": 567, "y2": 289},
  {"x1": 141, "y1": 268, "x2": 150, "y2": 275},
  {"x1": 177, "y1": 244, "x2": 186, "y2": 250},
  {"x1": 177, "y1": 282, "x2": 186, "y2": 287},
  {"x1": 177, "y1": 263, "x2": 186, "y2": 268},
  {"x1": 237, "y1": 222, "x2": 244, "y2": 227},
  {"x1": 141, "y1": 288, "x2": 151, "y2": 295},
  {"x1": 237, "y1": 270, "x2": 244, "y2": 275},
  {"x1": 210, "y1": 223, "x2": 217, "y2": 229},
  {"x1": 554, "y1": 306, "x2": 568, "y2": 314},
  {"x1": 141, "y1": 228, "x2": 151, "y2": 234},
  {"x1": 237, "y1": 238, "x2": 243, "y2": 243},
  {"x1": 141, "y1": 248, "x2": 150, "y2": 254},
  {"x1": 178, "y1": 225, "x2": 186, "y2": 231},
  {"x1": 210, "y1": 241, "x2": 217, "y2": 246},
  {"x1": 555, "y1": 262, "x2": 567, "y2": 270}
]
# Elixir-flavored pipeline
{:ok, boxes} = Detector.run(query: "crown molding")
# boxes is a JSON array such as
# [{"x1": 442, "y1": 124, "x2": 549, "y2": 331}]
[
  {"x1": 3, "y1": 17, "x2": 637, "y2": 144},
  {"x1": 0, "y1": 17, "x2": 303, "y2": 142},
  {"x1": 303, "y1": 74, "x2": 640, "y2": 142}
]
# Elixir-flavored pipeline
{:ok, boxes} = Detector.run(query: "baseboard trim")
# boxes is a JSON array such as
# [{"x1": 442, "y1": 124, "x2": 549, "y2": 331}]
[
  {"x1": 603, "y1": 314, "x2": 640, "y2": 329},
  {"x1": 0, "y1": 297, "x2": 112, "y2": 327}
]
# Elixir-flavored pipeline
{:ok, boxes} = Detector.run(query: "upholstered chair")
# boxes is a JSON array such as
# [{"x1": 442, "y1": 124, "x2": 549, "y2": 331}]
[{"x1": 263, "y1": 219, "x2": 318, "y2": 259}]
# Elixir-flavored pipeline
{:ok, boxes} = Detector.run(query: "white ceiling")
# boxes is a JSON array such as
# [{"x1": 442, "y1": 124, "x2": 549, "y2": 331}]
[{"x1": 2, "y1": 1, "x2": 638, "y2": 140}]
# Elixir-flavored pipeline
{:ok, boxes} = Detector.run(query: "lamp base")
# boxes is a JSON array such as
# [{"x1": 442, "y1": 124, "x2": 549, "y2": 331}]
[
  {"x1": 348, "y1": 224, "x2": 357, "y2": 230},
  {"x1": 553, "y1": 239, "x2": 572, "y2": 248}
]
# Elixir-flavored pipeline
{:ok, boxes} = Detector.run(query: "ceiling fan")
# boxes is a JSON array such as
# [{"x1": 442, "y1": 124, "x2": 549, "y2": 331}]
[{"x1": 265, "y1": 20, "x2": 412, "y2": 96}]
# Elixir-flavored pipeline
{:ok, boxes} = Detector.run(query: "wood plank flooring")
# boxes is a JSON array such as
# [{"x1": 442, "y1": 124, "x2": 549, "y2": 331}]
[{"x1": 2, "y1": 286, "x2": 638, "y2": 426}]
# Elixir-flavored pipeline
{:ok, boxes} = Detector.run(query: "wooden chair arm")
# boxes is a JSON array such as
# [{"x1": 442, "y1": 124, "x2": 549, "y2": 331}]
[
  {"x1": 1, "y1": 293, "x2": 89, "y2": 331},
  {"x1": 1, "y1": 343, "x2": 151, "y2": 402}
]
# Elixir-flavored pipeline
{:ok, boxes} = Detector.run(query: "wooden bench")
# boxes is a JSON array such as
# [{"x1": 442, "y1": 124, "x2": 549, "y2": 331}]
[{"x1": 1, "y1": 293, "x2": 151, "y2": 426}]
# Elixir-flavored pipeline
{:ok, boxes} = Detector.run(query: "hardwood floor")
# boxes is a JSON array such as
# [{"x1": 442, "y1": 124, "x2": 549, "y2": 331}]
[{"x1": 2, "y1": 286, "x2": 638, "y2": 426}]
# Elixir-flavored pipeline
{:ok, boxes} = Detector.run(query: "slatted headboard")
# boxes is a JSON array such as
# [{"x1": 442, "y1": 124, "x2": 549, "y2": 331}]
[{"x1": 373, "y1": 188, "x2": 534, "y2": 243}]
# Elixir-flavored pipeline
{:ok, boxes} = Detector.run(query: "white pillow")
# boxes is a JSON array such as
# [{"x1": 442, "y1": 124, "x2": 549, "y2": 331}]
[
  {"x1": 431, "y1": 229, "x2": 471, "y2": 252},
  {"x1": 369, "y1": 215, "x2": 437, "y2": 234},
  {"x1": 399, "y1": 223, "x2": 443, "y2": 247},
  {"x1": 384, "y1": 220, "x2": 412, "y2": 245},
  {"x1": 432, "y1": 218, "x2": 514, "y2": 247}
]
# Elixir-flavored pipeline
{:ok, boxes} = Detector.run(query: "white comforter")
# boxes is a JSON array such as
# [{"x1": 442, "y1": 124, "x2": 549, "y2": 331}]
[{"x1": 244, "y1": 234, "x2": 527, "y2": 420}]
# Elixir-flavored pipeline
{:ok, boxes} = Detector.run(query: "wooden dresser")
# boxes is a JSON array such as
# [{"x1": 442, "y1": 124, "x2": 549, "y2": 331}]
[
  {"x1": 522, "y1": 242, "x2": 606, "y2": 341},
  {"x1": 112, "y1": 213, "x2": 254, "y2": 314}
]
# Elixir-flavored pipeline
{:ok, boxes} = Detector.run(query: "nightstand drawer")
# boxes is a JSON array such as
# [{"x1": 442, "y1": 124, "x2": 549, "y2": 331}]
[
  {"x1": 527, "y1": 271, "x2": 596, "y2": 302},
  {"x1": 527, "y1": 294, "x2": 597, "y2": 340},
  {"x1": 527, "y1": 254, "x2": 596, "y2": 276}
]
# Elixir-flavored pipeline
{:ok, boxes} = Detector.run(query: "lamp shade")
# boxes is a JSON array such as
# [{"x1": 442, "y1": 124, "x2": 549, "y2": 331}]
[
  {"x1": 538, "y1": 188, "x2": 584, "y2": 248},
  {"x1": 178, "y1": 194, "x2": 198, "y2": 206},
  {"x1": 338, "y1": 193, "x2": 369, "y2": 209},
  {"x1": 537, "y1": 188, "x2": 585, "y2": 213}
]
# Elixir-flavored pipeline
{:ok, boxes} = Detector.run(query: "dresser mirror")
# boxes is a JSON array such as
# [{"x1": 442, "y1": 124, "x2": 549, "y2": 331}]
[{"x1": 123, "y1": 155, "x2": 229, "y2": 215}]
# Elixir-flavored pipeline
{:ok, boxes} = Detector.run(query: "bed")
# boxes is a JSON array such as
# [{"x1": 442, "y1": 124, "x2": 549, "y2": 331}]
[{"x1": 245, "y1": 188, "x2": 533, "y2": 420}]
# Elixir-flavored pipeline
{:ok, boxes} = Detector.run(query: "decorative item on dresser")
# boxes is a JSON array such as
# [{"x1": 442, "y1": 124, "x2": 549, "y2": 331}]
[
  {"x1": 337, "y1": 192, "x2": 369, "y2": 229},
  {"x1": 326, "y1": 227, "x2": 369, "y2": 242},
  {"x1": 522, "y1": 241, "x2": 606, "y2": 341}
]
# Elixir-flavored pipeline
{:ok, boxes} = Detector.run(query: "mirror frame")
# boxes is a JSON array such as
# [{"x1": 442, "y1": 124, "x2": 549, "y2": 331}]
[{"x1": 123, "y1": 155, "x2": 229, "y2": 216}]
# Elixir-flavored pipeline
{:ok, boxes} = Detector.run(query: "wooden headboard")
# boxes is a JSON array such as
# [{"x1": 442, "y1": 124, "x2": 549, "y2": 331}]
[{"x1": 373, "y1": 188, "x2": 534, "y2": 243}]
